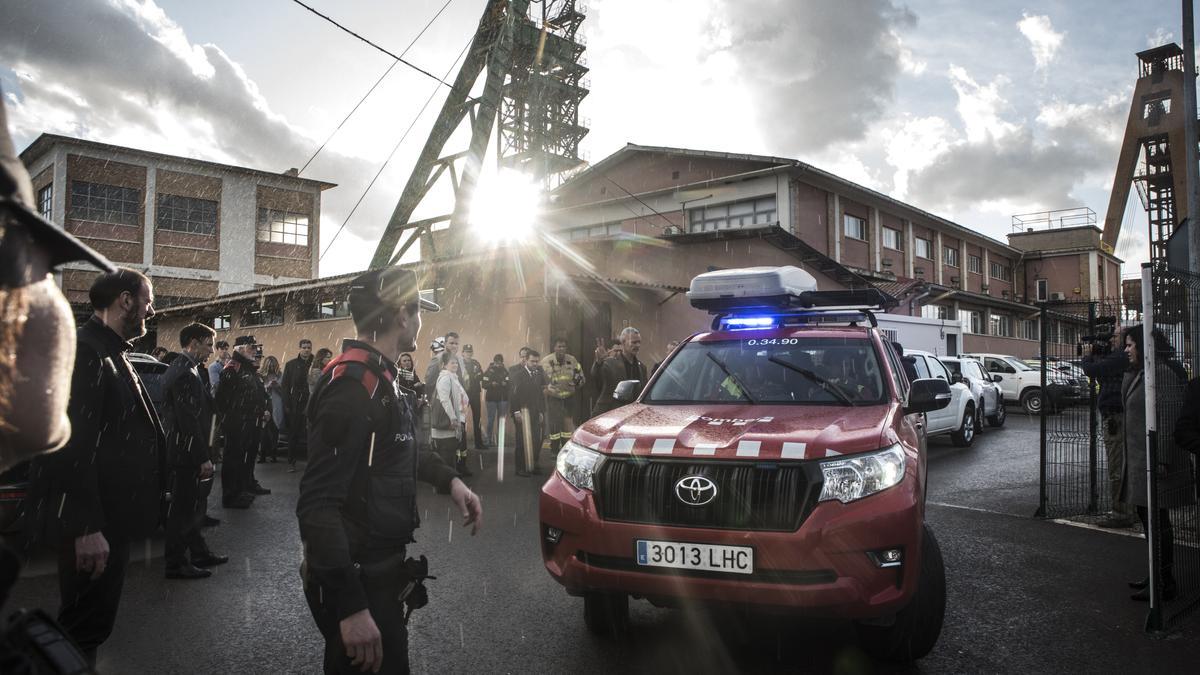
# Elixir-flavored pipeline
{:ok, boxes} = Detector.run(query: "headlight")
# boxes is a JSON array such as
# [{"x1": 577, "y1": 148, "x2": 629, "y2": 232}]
[
  {"x1": 818, "y1": 444, "x2": 906, "y2": 503},
  {"x1": 556, "y1": 440, "x2": 605, "y2": 491}
]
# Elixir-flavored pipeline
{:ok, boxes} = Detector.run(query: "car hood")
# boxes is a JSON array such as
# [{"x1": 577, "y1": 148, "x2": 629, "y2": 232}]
[{"x1": 573, "y1": 403, "x2": 895, "y2": 461}]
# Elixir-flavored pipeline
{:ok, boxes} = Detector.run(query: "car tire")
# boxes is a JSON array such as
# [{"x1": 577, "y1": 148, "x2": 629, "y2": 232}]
[
  {"x1": 856, "y1": 524, "x2": 946, "y2": 662},
  {"x1": 987, "y1": 398, "x2": 1007, "y2": 427},
  {"x1": 1020, "y1": 388, "x2": 1043, "y2": 415},
  {"x1": 951, "y1": 404, "x2": 975, "y2": 447},
  {"x1": 974, "y1": 399, "x2": 985, "y2": 433},
  {"x1": 583, "y1": 592, "x2": 628, "y2": 636}
]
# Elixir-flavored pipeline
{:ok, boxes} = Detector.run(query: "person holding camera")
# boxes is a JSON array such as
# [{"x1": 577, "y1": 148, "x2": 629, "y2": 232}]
[{"x1": 1080, "y1": 331, "x2": 1136, "y2": 528}]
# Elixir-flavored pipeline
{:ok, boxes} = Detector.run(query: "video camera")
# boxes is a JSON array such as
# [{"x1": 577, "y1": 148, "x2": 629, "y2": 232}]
[{"x1": 1077, "y1": 316, "x2": 1118, "y2": 356}]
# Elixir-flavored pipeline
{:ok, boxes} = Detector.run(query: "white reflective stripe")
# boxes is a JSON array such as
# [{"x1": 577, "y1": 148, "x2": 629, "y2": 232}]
[
  {"x1": 651, "y1": 439, "x2": 675, "y2": 454},
  {"x1": 611, "y1": 438, "x2": 635, "y2": 454},
  {"x1": 692, "y1": 443, "x2": 718, "y2": 456},
  {"x1": 781, "y1": 442, "x2": 807, "y2": 459},
  {"x1": 825, "y1": 449, "x2": 842, "y2": 457},
  {"x1": 735, "y1": 440, "x2": 761, "y2": 457}
]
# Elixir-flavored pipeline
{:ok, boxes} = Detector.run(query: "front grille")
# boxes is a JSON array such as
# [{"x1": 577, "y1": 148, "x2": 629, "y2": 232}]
[{"x1": 593, "y1": 458, "x2": 820, "y2": 532}]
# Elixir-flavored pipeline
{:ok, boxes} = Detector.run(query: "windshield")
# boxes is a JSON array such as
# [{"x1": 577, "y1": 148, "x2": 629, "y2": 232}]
[
  {"x1": 1005, "y1": 357, "x2": 1034, "y2": 371},
  {"x1": 645, "y1": 337, "x2": 886, "y2": 405}
]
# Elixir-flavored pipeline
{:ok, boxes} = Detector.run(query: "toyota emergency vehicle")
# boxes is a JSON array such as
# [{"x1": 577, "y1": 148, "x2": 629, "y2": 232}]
[{"x1": 539, "y1": 266, "x2": 953, "y2": 662}]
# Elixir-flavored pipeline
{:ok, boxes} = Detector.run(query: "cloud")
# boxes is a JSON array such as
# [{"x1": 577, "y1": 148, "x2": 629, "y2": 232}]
[
  {"x1": 707, "y1": 0, "x2": 918, "y2": 155},
  {"x1": 1017, "y1": 13, "x2": 1065, "y2": 71}
]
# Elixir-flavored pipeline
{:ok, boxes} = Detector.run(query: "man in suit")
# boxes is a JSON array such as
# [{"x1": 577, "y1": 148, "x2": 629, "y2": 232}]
[
  {"x1": 161, "y1": 323, "x2": 229, "y2": 579},
  {"x1": 509, "y1": 349, "x2": 547, "y2": 476},
  {"x1": 282, "y1": 339, "x2": 314, "y2": 469},
  {"x1": 591, "y1": 327, "x2": 648, "y2": 417},
  {"x1": 27, "y1": 268, "x2": 165, "y2": 664}
]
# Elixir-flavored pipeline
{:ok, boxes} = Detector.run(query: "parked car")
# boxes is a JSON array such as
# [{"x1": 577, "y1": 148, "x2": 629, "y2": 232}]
[
  {"x1": 0, "y1": 353, "x2": 169, "y2": 534},
  {"x1": 941, "y1": 356, "x2": 1005, "y2": 428},
  {"x1": 541, "y1": 266, "x2": 953, "y2": 662},
  {"x1": 903, "y1": 350, "x2": 977, "y2": 446},
  {"x1": 960, "y1": 353, "x2": 1081, "y2": 414}
]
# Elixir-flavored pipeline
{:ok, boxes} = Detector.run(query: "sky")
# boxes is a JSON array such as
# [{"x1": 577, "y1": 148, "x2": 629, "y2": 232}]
[{"x1": 0, "y1": 0, "x2": 1187, "y2": 278}]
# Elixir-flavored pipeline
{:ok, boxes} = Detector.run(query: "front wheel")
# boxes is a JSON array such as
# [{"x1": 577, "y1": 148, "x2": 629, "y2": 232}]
[
  {"x1": 951, "y1": 405, "x2": 975, "y2": 447},
  {"x1": 856, "y1": 524, "x2": 947, "y2": 662},
  {"x1": 987, "y1": 397, "x2": 1007, "y2": 427},
  {"x1": 583, "y1": 592, "x2": 628, "y2": 636},
  {"x1": 1020, "y1": 388, "x2": 1043, "y2": 415}
]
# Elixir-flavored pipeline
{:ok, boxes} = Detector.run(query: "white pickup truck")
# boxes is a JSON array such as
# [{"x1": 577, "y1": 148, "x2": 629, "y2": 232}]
[{"x1": 904, "y1": 349, "x2": 976, "y2": 446}]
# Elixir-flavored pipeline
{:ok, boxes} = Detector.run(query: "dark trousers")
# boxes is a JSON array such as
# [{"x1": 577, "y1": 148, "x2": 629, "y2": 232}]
[
  {"x1": 222, "y1": 424, "x2": 259, "y2": 499},
  {"x1": 165, "y1": 468, "x2": 210, "y2": 568},
  {"x1": 260, "y1": 420, "x2": 280, "y2": 461},
  {"x1": 467, "y1": 391, "x2": 484, "y2": 448},
  {"x1": 288, "y1": 411, "x2": 308, "y2": 465},
  {"x1": 512, "y1": 409, "x2": 544, "y2": 473},
  {"x1": 304, "y1": 564, "x2": 410, "y2": 674},
  {"x1": 433, "y1": 435, "x2": 461, "y2": 470},
  {"x1": 57, "y1": 532, "x2": 130, "y2": 664},
  {"x1": 1137, "y1": 506, "x2": 1176, "y2": 581}
]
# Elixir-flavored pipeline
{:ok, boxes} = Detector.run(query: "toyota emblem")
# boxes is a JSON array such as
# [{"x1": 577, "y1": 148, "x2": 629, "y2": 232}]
[{"x1": 674, "y1": 475, "x2": 718, "y2": 507}]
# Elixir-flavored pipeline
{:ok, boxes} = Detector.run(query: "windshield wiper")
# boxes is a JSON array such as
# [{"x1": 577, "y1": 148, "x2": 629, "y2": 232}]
[
  {"x1": 705, "y1": 352, "x2": 757, "y2": 404},
  {"x1": 768, "y1": 356, "x2": 856, "y2": 406}
]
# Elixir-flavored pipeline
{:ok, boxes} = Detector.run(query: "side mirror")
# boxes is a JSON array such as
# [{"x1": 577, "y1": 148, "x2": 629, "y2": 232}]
[
  {"x1": 613, "y1": 380, "x2": 643, "y2": 403},
  {"x1": 906, "y1": 378, "x2": 953, "y2": 415},
  {"x1": 951, "y1": 372, "x2": 964, "y2": 385},
  {"x1": 992, "y1": 374, "x2": 1003, "y2": 383}
]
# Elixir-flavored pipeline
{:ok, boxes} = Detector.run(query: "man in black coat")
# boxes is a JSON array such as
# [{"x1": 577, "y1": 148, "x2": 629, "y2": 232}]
[
  {"x1": 282, "y1": 339, "x2": 314, "y2": 468},
  {"x1": 461, "y1": 344, "x2": 487, "y2": 449},
  {"x1": 1081, "y1": 331, "x2": 1136, "y2": 528},
  {"x1": 216, "y1": 335, "x2": 270, "y2": 508},
  {"x1": 161, "y1": 322, "x2": 229, "y2": 579},
  {"x1": 591, "y1": 327, "x2": 648, "y2": 417},
  {"x1": 509, "y1": 349, "x2": 548, "y2": 476},
  {"x1": 27, "y1": 268, "x2": 164, "y2": 664}
]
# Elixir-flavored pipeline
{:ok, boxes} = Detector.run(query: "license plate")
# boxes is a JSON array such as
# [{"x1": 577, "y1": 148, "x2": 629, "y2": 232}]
[{"x1": 635, "y1": 540, "x2": 753, "y2": 575}]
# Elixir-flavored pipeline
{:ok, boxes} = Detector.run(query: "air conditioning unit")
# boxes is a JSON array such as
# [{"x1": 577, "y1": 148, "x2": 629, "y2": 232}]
[{"x1": 1050, "y1": 292, "x2": 1066, "y2": 301}]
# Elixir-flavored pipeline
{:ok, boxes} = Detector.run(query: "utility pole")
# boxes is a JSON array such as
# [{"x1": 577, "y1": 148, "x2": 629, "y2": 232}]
[{"x1": 1184, "y1": 0, "x2": 1200, "y2": 274}]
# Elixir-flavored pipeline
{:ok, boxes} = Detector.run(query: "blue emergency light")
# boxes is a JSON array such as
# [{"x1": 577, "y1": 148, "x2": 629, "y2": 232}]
[{"x1": 722, "y1": 316, "x2": 778, "y2": 329}]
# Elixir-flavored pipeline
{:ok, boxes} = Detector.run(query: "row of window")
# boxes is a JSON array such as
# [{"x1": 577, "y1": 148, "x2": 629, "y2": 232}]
[
  {"x1": 563, "y1": 223, "x2": 622, "y2": 241},
  {"x1": 924, "y1": 304, "x2": 1089, "y2": 342},
  {"x1": 687, "y1": 196, "x2": 777, "y2": 233},
  {"x1": 847, "y1": 215, "x2": 1012, "y2": 281},
  {"x1": 60, "y1": 180, "x2": 311, "y2": 246},
  {"x1": 210, "y1": 299, "x2": 351, "y2": 330}
]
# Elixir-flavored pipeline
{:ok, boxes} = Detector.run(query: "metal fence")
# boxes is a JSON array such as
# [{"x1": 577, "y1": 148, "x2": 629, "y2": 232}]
[{"x1": 1139, "y1": 264, "x2": 1200, "y2": 631}]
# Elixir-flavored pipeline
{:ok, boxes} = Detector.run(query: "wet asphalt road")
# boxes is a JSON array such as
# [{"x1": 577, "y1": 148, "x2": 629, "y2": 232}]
[{"x1": 8, "y1": 411, "x2": 1200, "y2": 674}]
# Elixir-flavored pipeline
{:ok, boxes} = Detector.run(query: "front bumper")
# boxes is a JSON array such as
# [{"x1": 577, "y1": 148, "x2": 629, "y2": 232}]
[{"x1": 539, "y1": 472, "x2": 924, "y2": 619}]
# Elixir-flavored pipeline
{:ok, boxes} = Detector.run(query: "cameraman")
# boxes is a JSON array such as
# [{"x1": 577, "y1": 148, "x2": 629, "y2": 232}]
[{"x1": 1080, "y1": 330, "x2": 1136, "y2": 528}]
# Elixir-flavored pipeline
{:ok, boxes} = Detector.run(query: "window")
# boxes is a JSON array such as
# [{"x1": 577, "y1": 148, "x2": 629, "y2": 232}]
[
  {"x1": 1019, "y1": 319, "x2": 1038, "y2": 341},
  {"x1": 959, "y1": 309, "x2": 981, "y2": 334},
  {"x1": 968, "y1": 255, "x2": 982, "y2": 274},
  {"x1": 69, "y1": 180, "x2": 140, "y2": 226},
  {"x1": 882, "y1": 227, "x2": 903, "y2": 250},
  {"x1": 564, "y1": 223, "x2": 622, "y2": 241},
  {"x1": 943, "y1": 246, "x2": 960, "y2": 268},
  {"x1": 242, "y1": 306, "x2": 284, "y2": 327},
  {"x1": 256, "y1": 208, "x2": 309, "y2": 246},
  {"x1": 687, "y1": 196, "x2": 777, "y2": 232},
  {"x1": 914, "y1": 237, "x2": 932, "y2": 260},
  {"x1": 921, "y1": 304, "x2": 951, "y2": 320},
  {"x1": 302, "y1": 300, "x2": 351, "y2": 321},
  {"x1": 212, "y1": 314, "x2": 231, "y2": 331},
  {"x1": 37, "y1": 184, "x2": 53, "y2": 219},
  {"x1": 881, "y1": 328, "x2": 898, "y2": 343},
  {"x1": 990, "y1": 314, "x2": 1012, "y2": 337},
  {"x1": 843, "y1": 214, "x2": 867, "y2": 240},
  {"x1": 157, "y1": 194, "x2": 218, "y2": 235},
  {"x1": 910, "y1": 355, "x2": 931, "y2": 379},
  {"x1": 1036, "y1": 279, "x2": 1048, "y2": 302},
  {"x1": 927, "y1": 357, "x2": 952, "y2": 382},
  {"x1": 990, "y1": 261, "x2": 1012, "y2": 282}
]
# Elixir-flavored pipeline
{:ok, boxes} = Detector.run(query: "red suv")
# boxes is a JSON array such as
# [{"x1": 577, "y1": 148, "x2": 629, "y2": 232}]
[{"x1": 539, "y1": 266, "x2": 953, "y2": 662}]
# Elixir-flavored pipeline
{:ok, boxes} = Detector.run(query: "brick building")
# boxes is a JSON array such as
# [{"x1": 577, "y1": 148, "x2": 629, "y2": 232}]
[{"x1": 20, "y1": 134, "x2": 335, "y2": 313}]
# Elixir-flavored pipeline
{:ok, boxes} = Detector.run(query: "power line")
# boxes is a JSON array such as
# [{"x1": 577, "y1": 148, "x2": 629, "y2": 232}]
[
  {"x1": 319, "y1": 38, "x2": 473, "y2": 263},
  {"x1": 298, "y1": 0, "x2": 456, "y2": 175},
  {"x1": 290, "y1": 0, "x2": 453, "y2": 88},
  {"x1": 600, "y1": 173, "x2": 680, "y2": 230}
]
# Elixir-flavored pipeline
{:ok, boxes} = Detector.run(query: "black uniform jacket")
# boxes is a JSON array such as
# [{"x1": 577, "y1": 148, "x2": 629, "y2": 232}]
[
  {"x1": 216, "y1": 352, "x2": 268, "y2": 431},
  {"x1": 296, "y1": 340, "x2": 458, "y2": 621},
  {"x1": 590, "y1": 354, "x2": 648, "y2": 416},
  {"x1": 161, "y1": 352, "x2": 214, "y2": 468},
  {"x1": 462, "y1": 357, "x2": 484, "y2": 395},
  {"x1": 29, "y1": 316, "x2": 165, "y2": 541},
  {"x1": 283, "y1": 354, "x2": 313, "y2": 415},
  {"x1": 508, "y1": 364, "x2": 546, "y2": 414}
]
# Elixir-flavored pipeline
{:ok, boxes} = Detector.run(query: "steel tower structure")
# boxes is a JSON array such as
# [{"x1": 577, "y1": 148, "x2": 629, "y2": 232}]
[{"x1": 369, "y1": 0, "x2": 589, "y2": 269}]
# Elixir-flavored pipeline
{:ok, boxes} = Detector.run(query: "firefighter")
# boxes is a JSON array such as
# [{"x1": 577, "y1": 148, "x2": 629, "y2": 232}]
[{"x1": 540, "y1": 337, "x2": 585, "y2": 456}]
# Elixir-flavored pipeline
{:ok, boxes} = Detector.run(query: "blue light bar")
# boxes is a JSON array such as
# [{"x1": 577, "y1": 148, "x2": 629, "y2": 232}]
[{"x1": 721, "y1": 316, "x2": 778, "y2": 330}]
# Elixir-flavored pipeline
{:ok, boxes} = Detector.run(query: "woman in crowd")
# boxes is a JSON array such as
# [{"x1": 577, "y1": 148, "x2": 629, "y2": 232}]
[
  {"x1": 307, "y1": 348, "x2": 333, "y2": 395},
  {"x1": 1121, "y1": 325, "x2": 1194, "y2": 601},
  {"x1": 432, "y1": 352, "x2": 470, "y2": 475},
  {"x1": 482, "y1": 353, "x2": 510, "y2": 447},
  {"x1": 259, "y1": 356, "x2": 285, "y2": 463}
]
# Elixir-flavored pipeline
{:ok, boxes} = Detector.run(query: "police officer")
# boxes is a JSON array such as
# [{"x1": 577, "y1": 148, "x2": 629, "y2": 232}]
[
  {"x1": 461, "y1": 344, "x2": 487, "y2": 450},
  {"x1": 297, "y1": 266, "x2": 482, "y2": 674},
  {"x1": 540, "y1": 337, "x2": 585, "y2": 456},
  {"x1": 216, "y1": 335, "x2": 270, "y2": 508}
]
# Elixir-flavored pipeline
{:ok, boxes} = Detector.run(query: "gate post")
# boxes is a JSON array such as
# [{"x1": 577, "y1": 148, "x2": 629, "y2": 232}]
[
  {"x1": 1087, "y1": 302, "x2": 1099, "y2": 514},
  {"x1": 1142, "y1": 263, "x2": 1164, "y2": 632},
  {"x1": 1036, "y1": 302, "x2": 1048, "y2": 518}
]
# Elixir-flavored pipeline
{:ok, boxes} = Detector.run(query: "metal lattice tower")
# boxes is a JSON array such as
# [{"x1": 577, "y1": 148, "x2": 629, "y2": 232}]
[{"x1": 369, "y1": 0, "x2": 589, "y2": 269}]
